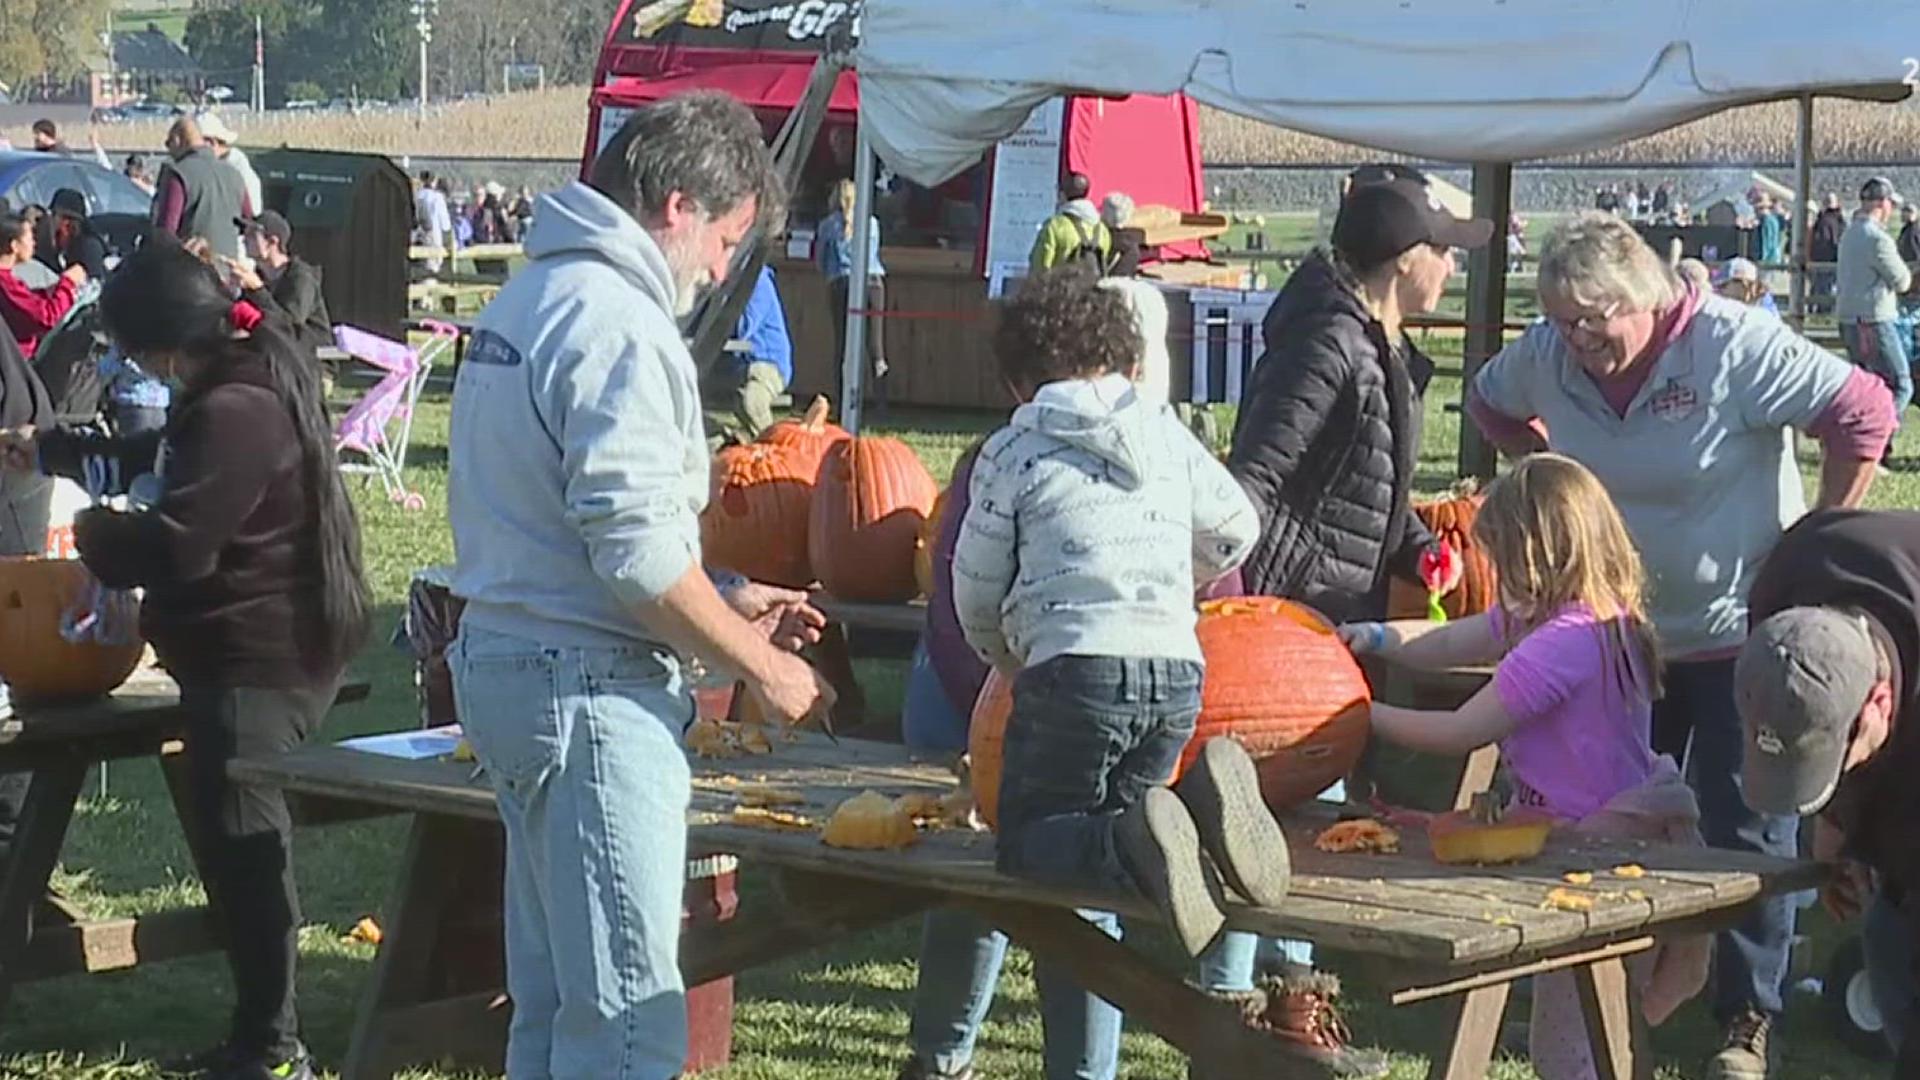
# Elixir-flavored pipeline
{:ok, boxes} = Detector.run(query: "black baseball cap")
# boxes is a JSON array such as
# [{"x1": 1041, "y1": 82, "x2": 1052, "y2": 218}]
[
  {"x1": 1861, "y1": 177, "x2": 1903, "y2": 205},
  {"x1": 237, "y1": 209, "x2": 292, "y2": 246},
  {"x1": 47, "y1": 189, "x2": 87, "y2": 217},
  {"x1": 1332, "y1": 176, "x2": 1493, "y2": 267}
]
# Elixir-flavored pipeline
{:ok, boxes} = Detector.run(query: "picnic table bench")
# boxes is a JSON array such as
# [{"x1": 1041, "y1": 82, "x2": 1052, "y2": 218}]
[
  {"x1": 231, "y1": 729, "x2": 1823, "y2": 1080},
  {"x1": 0, "y1": 670, "x2": 370, "y2": 1016}
]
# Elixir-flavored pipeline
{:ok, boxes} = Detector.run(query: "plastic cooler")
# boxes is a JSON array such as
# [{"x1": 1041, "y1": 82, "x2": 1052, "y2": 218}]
[{"x1": 405, "y1": 568, "x2": 738, "y2": 1072}]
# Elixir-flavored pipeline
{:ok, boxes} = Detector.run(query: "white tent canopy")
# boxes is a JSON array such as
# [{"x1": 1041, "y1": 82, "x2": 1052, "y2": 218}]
[{"x1": 853, "y1": 0, "x2": 1908, "y2": 185}]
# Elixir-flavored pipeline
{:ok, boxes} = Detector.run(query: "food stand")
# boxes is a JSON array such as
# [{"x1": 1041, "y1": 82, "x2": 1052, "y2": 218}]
[{"x1": 586, "y1": 0, "x2": 1218, "y2": 410}]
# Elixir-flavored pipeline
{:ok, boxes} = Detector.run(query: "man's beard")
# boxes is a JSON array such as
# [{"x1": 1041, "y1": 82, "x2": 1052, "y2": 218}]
[{"x1": 658, "y1": 224, "x2": 714, "y2": 319}]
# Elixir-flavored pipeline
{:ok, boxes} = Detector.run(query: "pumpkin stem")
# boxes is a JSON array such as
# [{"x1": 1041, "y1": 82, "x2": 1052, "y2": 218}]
[{"x1": 803, "y1": 395, "x2": 832, "y2": 432}]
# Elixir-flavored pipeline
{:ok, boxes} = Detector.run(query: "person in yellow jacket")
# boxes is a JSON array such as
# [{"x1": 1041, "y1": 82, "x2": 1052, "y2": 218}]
[{"x1": 1028, "y1": 172, "x2": 1111, "y2": 273}]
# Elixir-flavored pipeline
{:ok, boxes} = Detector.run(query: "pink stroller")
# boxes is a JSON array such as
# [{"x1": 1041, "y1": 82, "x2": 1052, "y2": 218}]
[{"x1": 332, "y1": 321, "x2": 457, "y2": 511}]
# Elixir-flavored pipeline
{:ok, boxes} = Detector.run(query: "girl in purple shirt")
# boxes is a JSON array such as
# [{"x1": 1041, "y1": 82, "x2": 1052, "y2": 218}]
[{"x1": 1341, "y1": 453, "x2": 1706, "y2": 1079}]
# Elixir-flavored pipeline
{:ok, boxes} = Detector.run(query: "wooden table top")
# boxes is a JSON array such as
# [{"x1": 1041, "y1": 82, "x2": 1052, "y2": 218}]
[
  {"x1": 1, "y1": 669, "x2": 372, "y2": 747},
  {"x1": 231, "y1": 730, "x2": 1823, "y2": 969}
]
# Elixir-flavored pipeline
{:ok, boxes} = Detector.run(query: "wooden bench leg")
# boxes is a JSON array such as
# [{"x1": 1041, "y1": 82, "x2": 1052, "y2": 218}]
[
  {"x1": 344, "y1": 814, "x2": 491, "y2": 1080},
  {"x1": 965, "y1": 897, "x2": 1324, "y2": 1080},
  {"x1": 0, "y1": 762, "x2": 88, "y2": 1020},
  {"x1": 1573, "y1": 956, "x2": 1653, "y2": 1080},
  {"x1": 1426, "y1": 982, "x2": 1509, "y2": 1080}
]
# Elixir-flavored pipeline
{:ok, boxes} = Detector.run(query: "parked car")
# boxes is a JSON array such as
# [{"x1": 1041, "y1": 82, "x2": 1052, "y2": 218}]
[{"x1": 0, "y1": 152, "x2": 155, "y2": 260}]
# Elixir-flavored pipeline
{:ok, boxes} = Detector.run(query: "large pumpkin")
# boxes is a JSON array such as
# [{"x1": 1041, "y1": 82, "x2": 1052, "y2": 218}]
[
  {"x1": 913, "y1": 487, "x2": 950, "y2": 599},
  {"x1": 808, "y1": 437, "x2": 939, "y2": 602},
  {"x1": 758, "y1": 395, "x2": 850, "y2": 477},
  {"x1": 967, "y1": 596, "x2": 1371, "y2": 828},
  {"x1": 0, "y1": 557, "x2": 145, "y2": 702},
  {"x1": 700, "y1": 442, "x2": 817, "y2": 588},
  {"x1": 1387, "y1": 490, "x2": 1498, "y2": 620}
]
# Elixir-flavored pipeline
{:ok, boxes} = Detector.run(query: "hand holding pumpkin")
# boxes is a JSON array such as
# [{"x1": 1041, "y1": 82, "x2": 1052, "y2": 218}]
[{"x1": 0, "y1": 426, "x2": 37, "y2": 472}]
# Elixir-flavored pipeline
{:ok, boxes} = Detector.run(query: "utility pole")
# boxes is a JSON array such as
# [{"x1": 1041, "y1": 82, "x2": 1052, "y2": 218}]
[
  {"x1": 252, "y1": 13, "x2": 265, "y2": 113},
  {"x1": 410, "y1": 0, "x2": 438, "y2": 127},
  {"x1": 101, "y1": 8, "x2": 116, "y2": 108}
]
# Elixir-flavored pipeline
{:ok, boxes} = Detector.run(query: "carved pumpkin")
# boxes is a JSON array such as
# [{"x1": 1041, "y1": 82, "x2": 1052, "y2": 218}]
[
  {"x1": 808, "y1": 437, "x2": 938, "y2": 602},
  {"x1": 0, "y1": 557, "x2": 145, "y2": 702},
  {"x1": 1428, "y1": 808, "x2": 1552, "y2": 865},
  {"x1": 758, "y1": 395, "x2": 850, "y2": 478},
  {"x1": 913, "y1": 487, "x2": 950, "y2": 599},
  {"x1": 1388, "y1": 489, "x2": 1498, "y2": 621},
  {"x1": 968, "y1": 596, "x2": 1372, "y2": 828},
  {"x1": 701, "y1": 442, "x2": 817, "y2": 588}
]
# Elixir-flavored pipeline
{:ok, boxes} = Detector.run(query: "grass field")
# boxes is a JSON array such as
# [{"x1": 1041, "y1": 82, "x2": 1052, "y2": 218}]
[{"x1": 0, "y1": 339, "x2": 1913, "y2": 1078}]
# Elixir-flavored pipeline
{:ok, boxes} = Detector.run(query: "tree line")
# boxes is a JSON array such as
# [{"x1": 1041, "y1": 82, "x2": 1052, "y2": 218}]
[{"x1": 185, "y1": 0, "x2": 610, "y2": 105}]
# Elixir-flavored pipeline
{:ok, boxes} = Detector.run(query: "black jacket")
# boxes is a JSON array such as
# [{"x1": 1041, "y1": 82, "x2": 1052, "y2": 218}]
[
  {"x1": 1812, "y1": 208, "x2": 1848, "y2": 261},
  {"x1": 0, "y1": 329, "x2": 52, "y2": 430},
  {"x1": 1226, "y1": 252, "x2": 1433, "y2": 623},
  {"x1": 1900, "y1": 221, "x2": 1920, "y2": 266},
  {"x1": 41, "y1": 350, "x2": 332, "y2": 689},
  {"x1": 246, "y1": 257, "x2": 333, "y2": 359}
]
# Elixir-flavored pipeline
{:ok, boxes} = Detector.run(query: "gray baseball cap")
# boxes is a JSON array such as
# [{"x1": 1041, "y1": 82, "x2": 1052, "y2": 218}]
[{"x1": 1734, "y1": 607, "x2": 1879, "y2": 816}]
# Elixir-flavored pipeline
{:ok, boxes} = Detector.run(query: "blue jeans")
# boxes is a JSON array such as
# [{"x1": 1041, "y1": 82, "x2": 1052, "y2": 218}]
[
  {"x1": 450, "y1": 624, "x2": 694, "y2": 1080},
  {"x1": 1866, "y1": 892, "x2": 1917, "y2": 1057},
  {"x1": 899, "y1": 643, "x2": 1134, "y2": 1079},
  {"x1": 1843, "y1": 320, "x2": 1913, "y2": 426},
  {"x1": 909, "y1": 907, "x2": 1124, "y2": 1080},
  {"x1": 996, "y1": 655, "x2": 1202, "y2": 894},
  {"x1": 1652, "y1": 657, "x2": 1797, "y2": 1023}
]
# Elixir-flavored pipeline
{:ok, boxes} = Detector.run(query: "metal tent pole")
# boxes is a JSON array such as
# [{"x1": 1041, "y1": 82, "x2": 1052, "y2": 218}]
[
  {"x1": 1791, "y1": 94, "x2": 1815, "y2": 327},
  {"x1": 841, "y1": 116, "x2": 876, "y2": 435}
]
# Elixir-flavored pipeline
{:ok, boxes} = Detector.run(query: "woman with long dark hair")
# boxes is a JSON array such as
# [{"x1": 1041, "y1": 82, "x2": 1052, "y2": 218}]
[{"x1": 0, "y1": 244, "x2": 370, "y2": 1080}]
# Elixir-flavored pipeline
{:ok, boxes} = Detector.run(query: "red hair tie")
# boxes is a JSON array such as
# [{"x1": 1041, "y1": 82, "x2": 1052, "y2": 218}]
[{"x1": 230, "y1": 300, "x2": 264, "y2": 333}]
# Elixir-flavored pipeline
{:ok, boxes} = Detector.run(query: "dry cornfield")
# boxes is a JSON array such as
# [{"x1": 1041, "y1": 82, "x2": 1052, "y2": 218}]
[{"x1": 7, "y1": 86, "x2": 1915, "y2": 165}]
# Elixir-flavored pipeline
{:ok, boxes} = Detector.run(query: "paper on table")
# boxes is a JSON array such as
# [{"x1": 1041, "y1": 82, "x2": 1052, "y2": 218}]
[{"x1": 339, "y1": 725, "x2": 464, "y2": 760}]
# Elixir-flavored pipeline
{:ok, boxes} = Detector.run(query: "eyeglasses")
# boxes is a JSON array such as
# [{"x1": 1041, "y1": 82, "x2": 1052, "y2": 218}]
[{"x1": 1547, "y1": 302, "x2": 1620, "y2": 339}]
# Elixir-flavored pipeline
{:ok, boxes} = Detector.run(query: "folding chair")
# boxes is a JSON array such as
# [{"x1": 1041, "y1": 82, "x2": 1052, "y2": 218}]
[{"x1": 331, "y1": 321, "x2": 458, "y2": 511}]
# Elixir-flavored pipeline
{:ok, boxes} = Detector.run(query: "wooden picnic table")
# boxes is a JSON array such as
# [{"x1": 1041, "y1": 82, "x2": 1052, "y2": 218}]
[
  {"x1": 0, "y1": 669, "x2": 370, "y2": 1017},
  {"x1": 231, "y1": 729, "x2": 1823, "y2": 1080}
]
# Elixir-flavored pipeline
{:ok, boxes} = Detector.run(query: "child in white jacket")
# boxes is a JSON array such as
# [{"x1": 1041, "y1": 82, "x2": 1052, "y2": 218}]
[{"x1": 954, "y1": 268, "x2": 1279, "y2": 956}]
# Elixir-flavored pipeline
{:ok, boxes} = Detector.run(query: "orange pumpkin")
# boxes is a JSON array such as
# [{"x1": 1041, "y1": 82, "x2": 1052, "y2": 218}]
[
  {"x1": 808, "y1": 436, "x2": 938, "y2": 602},
  {"x1": 1428, "y1": 807, "x2": 1553, "y2": 865},
  {"x1": 967, "y1": 596, "x2": 1372, "y2": 828},
  {"x1": 913, "y1": 487, "x2": 950, "y2": 599},
  {"x1": 701, "y1": 442, "x2": 817, "y2": 588},
  {"x1": 0, "y1": 557, "x2": 145, "y2": 702},
  {"x1": 758, "y1": 396, "x2": 850, "y2": 477},
  {"x1": 1387, "y1": 489, "x2": 1498, "y2": 620}
]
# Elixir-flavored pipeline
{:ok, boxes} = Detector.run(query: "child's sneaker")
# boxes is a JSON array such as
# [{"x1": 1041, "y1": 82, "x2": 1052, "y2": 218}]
[
  {"x1": 1175, "y1": 738, "x2": 1291, "y2": 908},
  {"x1": 1115, "y1": 786, "x2": 1226, "y2": 956}
]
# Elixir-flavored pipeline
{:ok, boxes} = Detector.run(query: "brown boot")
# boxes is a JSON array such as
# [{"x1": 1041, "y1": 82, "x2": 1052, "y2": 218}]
[{"x1": 1213, "y1": 972, "x2": 1390, "y2": 1080}]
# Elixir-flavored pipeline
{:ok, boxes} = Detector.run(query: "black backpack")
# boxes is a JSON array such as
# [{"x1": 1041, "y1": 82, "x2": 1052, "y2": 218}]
[
  {"x1": 34, "y1": 305, "x2": 109, "y2": 424},
  {"x1": 1064, "y1": 216, "x2": 1111, "y2": 276}
]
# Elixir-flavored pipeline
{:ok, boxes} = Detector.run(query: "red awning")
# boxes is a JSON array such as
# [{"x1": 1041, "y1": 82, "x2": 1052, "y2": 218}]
[{"x1": 595, "y1": 63, "x2": 859, "y2": 115}]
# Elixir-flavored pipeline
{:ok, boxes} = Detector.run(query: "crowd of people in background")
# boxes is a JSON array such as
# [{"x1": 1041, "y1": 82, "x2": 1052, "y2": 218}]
[{"x1": 410, "y1": 169, "x2": 537, "y2": 270}]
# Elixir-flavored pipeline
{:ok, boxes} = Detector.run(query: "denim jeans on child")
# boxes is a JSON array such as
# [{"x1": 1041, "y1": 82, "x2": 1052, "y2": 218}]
[
  {"x1": 1843, "y1": 320, "x2": 1913, "y2": 427},
  {"x1": 995, "y1": 655, "x2": 1202, "y2": 893},
  {"x1": 450, "y1": 623, "x2": 694, "y2": 1080},
  {"x1": 900, "y1": 639, "x2": 1128, "y2": 1079},
  {"x1": 1651, "y1": 658, "x2": 1797, "y2": 1025}
]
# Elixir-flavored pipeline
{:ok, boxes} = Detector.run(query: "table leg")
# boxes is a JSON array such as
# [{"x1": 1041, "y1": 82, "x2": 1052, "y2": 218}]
[
  {"x1": 0, "y1": 761, "x2": 87, "y2": 1021},
  {"x1": 1573, "y1": 956, "x2": 1653, "y2": 1080},
  {"x1": 965, "y1": 897, "x2": 1323, "y2": 1080},
  {"x1": 1426, "y1": 982, "x2": 1510, "y2": 1080},
  {"x1": 344, "y1": 813, "x2": 490, "y2": 1080}
]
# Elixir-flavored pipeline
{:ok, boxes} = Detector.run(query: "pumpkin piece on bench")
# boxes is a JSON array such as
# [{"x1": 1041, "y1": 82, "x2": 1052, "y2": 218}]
[
  {"x1": 821, "y1": 790, "x2": 920, "y2": 850},
  {"x1": 1313, "y1": 818, "x2": 1401, "y2": 855},
  {"x1": 1428, "y1": 793, "x2": 1553, "y2": 865}
]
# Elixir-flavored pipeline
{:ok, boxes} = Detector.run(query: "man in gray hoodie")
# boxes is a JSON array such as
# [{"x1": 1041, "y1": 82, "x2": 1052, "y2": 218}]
[{"x1": 446, "y1": 92, "x2": 833, "y2": 1079}]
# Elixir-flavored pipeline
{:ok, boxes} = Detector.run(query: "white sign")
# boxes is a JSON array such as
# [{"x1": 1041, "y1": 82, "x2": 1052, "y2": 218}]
[
  {"x1": 596, "y1": 104, "x2": 637, "y2": 158},
  {"x1": 983, "y1": 97, "x2": 1066, "y2": 279}
]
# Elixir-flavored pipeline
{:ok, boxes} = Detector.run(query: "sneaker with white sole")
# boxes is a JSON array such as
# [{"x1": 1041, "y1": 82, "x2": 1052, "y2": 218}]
[
  {"x1": 1115, "y1": 786, "x2": 1227, "y2": 956},
  {"x1": 1705, "y1": 1007, "x2": 1776, "y2": 1080}
]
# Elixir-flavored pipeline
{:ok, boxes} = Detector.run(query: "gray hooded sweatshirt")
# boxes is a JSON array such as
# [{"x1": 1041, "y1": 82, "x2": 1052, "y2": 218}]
[
  {"x1": 448, "y1": 181, "x2": 708, "y2": 647},
  {"x1": 953, "y1": 373, "x2": 1259, "y2": 671}
]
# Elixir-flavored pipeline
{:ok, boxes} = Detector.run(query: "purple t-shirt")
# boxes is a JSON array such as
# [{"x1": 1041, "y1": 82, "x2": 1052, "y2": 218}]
[{"x1": 1491, "y1": 603, "x2": 1658, "y2": 822}]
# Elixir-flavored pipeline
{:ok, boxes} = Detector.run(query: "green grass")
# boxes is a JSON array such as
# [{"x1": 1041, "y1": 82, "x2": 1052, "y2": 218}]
[{"x1": 2, "y1": 346, "x2": 1914, "y2": 1079}]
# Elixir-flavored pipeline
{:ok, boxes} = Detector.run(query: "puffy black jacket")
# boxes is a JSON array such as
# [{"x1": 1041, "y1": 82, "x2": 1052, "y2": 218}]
[{"x1": 1226, "y1": 252, "x2": 1433, "y2": 623}]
